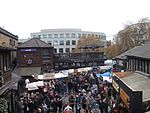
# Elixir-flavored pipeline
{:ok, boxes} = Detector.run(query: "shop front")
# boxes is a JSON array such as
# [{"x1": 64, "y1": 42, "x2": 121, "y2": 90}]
[
  {"x1": 113, "y1": 72, "x2": 144, "y2": 113},
  {"x1": 0, "y1": 73, "x2": 21, "y2": 113}
]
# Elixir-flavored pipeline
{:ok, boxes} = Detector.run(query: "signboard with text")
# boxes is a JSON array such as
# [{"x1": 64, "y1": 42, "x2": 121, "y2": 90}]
[
  {"x1": 21, "y1": 48, "x2": 37, "y2": 52},
  {"x1": 112, "y1": 80, "x2": 119, "y2": 92},
  {"x1": 120, "y1": 88, "x2": 130, "y2": 108}
]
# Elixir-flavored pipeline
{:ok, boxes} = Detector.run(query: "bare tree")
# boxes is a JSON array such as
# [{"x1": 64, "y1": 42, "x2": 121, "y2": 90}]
[
  {"x1": 115, "y1": 17, "x2": 150, "y2": 52},
  {"x1": 106, "y1": 43, "x2": 121, "y2": 58},
  {"x1": 106, "y1": 17, "x2": 150, "y2": 58},
  {"x1": 74, "y1": 35, "x2": 104, "y2": 53}
]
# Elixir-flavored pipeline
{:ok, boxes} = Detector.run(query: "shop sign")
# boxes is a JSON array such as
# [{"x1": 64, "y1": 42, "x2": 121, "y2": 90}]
[
  {"x1": 21, "y1": 48, "x2": 37, "y2": 52},
  {"x1": 43, "y1": 73, "x2": 55, "y2": 80},
  {"x1": 120, "y1": 88, "x2": 130, "y2": 108},
  {"x1": 74, "y1": 69, "x2": 78, "y2": 73},
  {"x1": 112, "y1": 80, "x2": 119, "y2": 92}
]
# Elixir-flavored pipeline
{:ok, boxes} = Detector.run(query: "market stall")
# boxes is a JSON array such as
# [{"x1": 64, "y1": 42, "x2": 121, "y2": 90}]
[{"x1": 113, "y1": 71, "x2": 150, "y2": 113}]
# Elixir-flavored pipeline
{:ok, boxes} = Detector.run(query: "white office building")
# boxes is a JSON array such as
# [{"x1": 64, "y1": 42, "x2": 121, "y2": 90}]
[{"x1": 30, "y1": 28, "x2": 106, "y2": 53}]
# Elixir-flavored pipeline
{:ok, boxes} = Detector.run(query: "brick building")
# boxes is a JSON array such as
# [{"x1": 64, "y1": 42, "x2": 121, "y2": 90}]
[{"x1": 15, "y1": 38, "x2": 53, "y2": 77}]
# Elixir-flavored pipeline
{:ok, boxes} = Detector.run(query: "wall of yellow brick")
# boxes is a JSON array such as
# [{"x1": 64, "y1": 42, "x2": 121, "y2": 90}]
[{"x1": 0, "y1": 33, "x2": 18, "y2": 48}]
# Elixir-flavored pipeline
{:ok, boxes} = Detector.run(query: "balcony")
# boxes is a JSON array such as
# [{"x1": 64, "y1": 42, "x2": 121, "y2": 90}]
[
  {"x1": 53, "y1": 52, "x2": 106, "y2": 70},
  {"x1": 54, "y1": 52, "x2": 104, "y2": 61}
]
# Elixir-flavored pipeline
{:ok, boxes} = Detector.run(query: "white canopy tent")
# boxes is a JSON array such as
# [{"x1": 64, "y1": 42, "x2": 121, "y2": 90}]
[
  {"x1": 37, "y1": 71, "x2": 68, "y2": 80},
  {"x1": 77, "y1": 67, "x2": 91, "y2": 72},
  {"x1": 25, "y1": 81, "x2": 44, "y2": 91},
  {"x1": 55, "y1": 72, "x2": 68, "y2": 78}
]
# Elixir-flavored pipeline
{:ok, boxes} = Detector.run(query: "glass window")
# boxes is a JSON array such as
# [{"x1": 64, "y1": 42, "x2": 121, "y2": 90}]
[
  {"x1": 47, "y1": 41, "x2": 52, "y2": 45},
  {"x1": 88, "y1": 34, "x2": 91, "y2": 37},
  {"x1": 48, "y1": 34, "x2": 52, "y2": 38},
  {"x1": 148, "y1": 62, "x2": 150, "y2": 74},
  {"x1": 72, "y1": 40, "x2": 76, "y2": 45},
  {"x1": 103, "y1": 36, "x2": 106, "y2": 40},
  {"x1": 43, "y1": 34, "x2": 47, "y2": 38},
  {"x1": 82, "y1": 34, "x2": 86, "y2": 37},
  {"x1": 65, "y1": 48, "x2": 70, "y2": 53},
  {"x1": 92, "y1": 34, "x2": 95, "y2": 37},
  {"x1": 72, "y1": 48, "x2": 75, "y2": 51},
  {"x1": 71, "y1": 33, "x2": 76, "y2": 38},
  {"x1": 54, "y1": 34, "x2": 58, "y2": 38},
  {"x1": 33, "y1": 35, "x2": 37, "y2": 38},
  {"x1": 38, "y1": 35, "x2": 41, "y2": 39},
  {"x1": 54, "y1": 48, "x2": 57, "y2": 53},
  {"x1": 13, "y1": 41, "x2": 15, "y2": 46},
  {"x1": 9, "y1": 39, "x2": 12, "y2": 45},
  {"x1": 66, "y1": 33, "x2": 70, "y2": 38},
  {"x1": 60, "y1": 34, "x2": 64, "y2": 38},
  {"x1": 0, "y1": 54, "x2": 3, "y2": 70},
  {"x1": 78, "y1": 33, "x2": 81, "y2": 38},
  {"x1": 53, "y1": 40, "x2": 58, "y2": 45},
  {"x1": 66, "y1": 40, "x2": 70, "y2": 45},
  {"x1": 59, "y1": 48, "x2": 63, "y2": 53},
  {"x1": 43, "y1": 49, "x2": 50, "y2": 55},
  {"x1": 60, "y1": 40, "x2": 64, "y2": 45}
]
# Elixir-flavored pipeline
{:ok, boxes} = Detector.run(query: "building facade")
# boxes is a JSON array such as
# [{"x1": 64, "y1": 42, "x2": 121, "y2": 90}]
[
  {"x1": 127, "y1": 56, "x2": 150, "y2": 74},
  {"x1": 0, "y1": 27, "x2": 18, "y2": 87},
  {"x1": 113, "y1": 72, "x2": 150, "y2": 113},
  {"x1": 112, "y1": 42, "x2": 150, "y2": 113},
  {"x1": 30, "y1": 28, "x2": 106, "y2": 53},
  {"x1": 15, "y1": 38, "x2": 53, "y2": 76},
  {"x1": 115, "y1": 41, "x2": 150, "y2": 74},
  {"x1": 0, "y1": 27, "x2": 19, "y2": 113},
  {"x1": 53, "y1": 52, "x2": 106, "y2": 71},
  {"x1": 115, "y1": 22, "x2": 150, "y2": 46},
  {"x1": 0, "y1": 28, "x2": 18, "y2": 48},
  {"x1": 126, "y1": 42, "x2": 150, "y2": 74}
]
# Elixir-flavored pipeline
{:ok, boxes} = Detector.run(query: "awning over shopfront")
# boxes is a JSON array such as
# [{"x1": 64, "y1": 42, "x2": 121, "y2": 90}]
[
  {"x1": 120, "y1": 71, "x2": 150, "y2": 102},
  {"x1": 0, "y1": 73, "x2": 22, "y2": 95}
]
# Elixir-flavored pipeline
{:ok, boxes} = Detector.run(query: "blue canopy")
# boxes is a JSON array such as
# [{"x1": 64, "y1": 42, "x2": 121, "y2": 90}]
[{"x1": 96, "y1": 72, "x2": 112, "y2": 77}]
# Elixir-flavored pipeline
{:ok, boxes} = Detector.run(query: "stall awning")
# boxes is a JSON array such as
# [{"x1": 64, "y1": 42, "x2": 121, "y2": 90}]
[
  {"x1": 26, "y1": 81, "x2": 44, "y2": 91},
  {"x1": 38, "y1": 71, "x2": 69, "y2": 80},
  {"x1": 120, "y1": 71, "x2": 150, "y2": 102},
  {"x1": 0, "y1": 73, "x2": 22, "y2": 95}
]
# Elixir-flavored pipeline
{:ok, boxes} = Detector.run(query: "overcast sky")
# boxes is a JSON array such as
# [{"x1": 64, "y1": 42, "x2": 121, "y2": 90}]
[{"x1": 0, "y1": 0, "x2": 150, "y2": 40}]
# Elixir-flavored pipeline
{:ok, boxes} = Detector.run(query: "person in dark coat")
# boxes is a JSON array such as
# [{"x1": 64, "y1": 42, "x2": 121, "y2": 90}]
[
  {"x1": 56, "y1": 94, "x2": 63, "y2": 113},
  {"x1": 51, "y1": 98, "x2": 58, "y2": 113},
  {"x1": 28, "y1": 99, "x2": 35, "y2": 113},
  {"x1": 16, "y1": 98, "x2": 24, "y2": 113}
]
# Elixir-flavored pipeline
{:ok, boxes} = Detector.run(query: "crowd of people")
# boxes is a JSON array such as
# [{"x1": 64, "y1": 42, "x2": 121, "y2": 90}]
[{"x1": 16, "y1": 68, "x2": 128, "y2": 113}]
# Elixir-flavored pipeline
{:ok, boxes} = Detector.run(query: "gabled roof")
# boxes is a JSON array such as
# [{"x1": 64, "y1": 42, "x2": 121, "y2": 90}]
[
  {"x1": 116, "y1": 42, "x2": 150, "y2": 59},
  {"x1": 18, "y1": 38, "x2": 52, "y2": 48}
]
